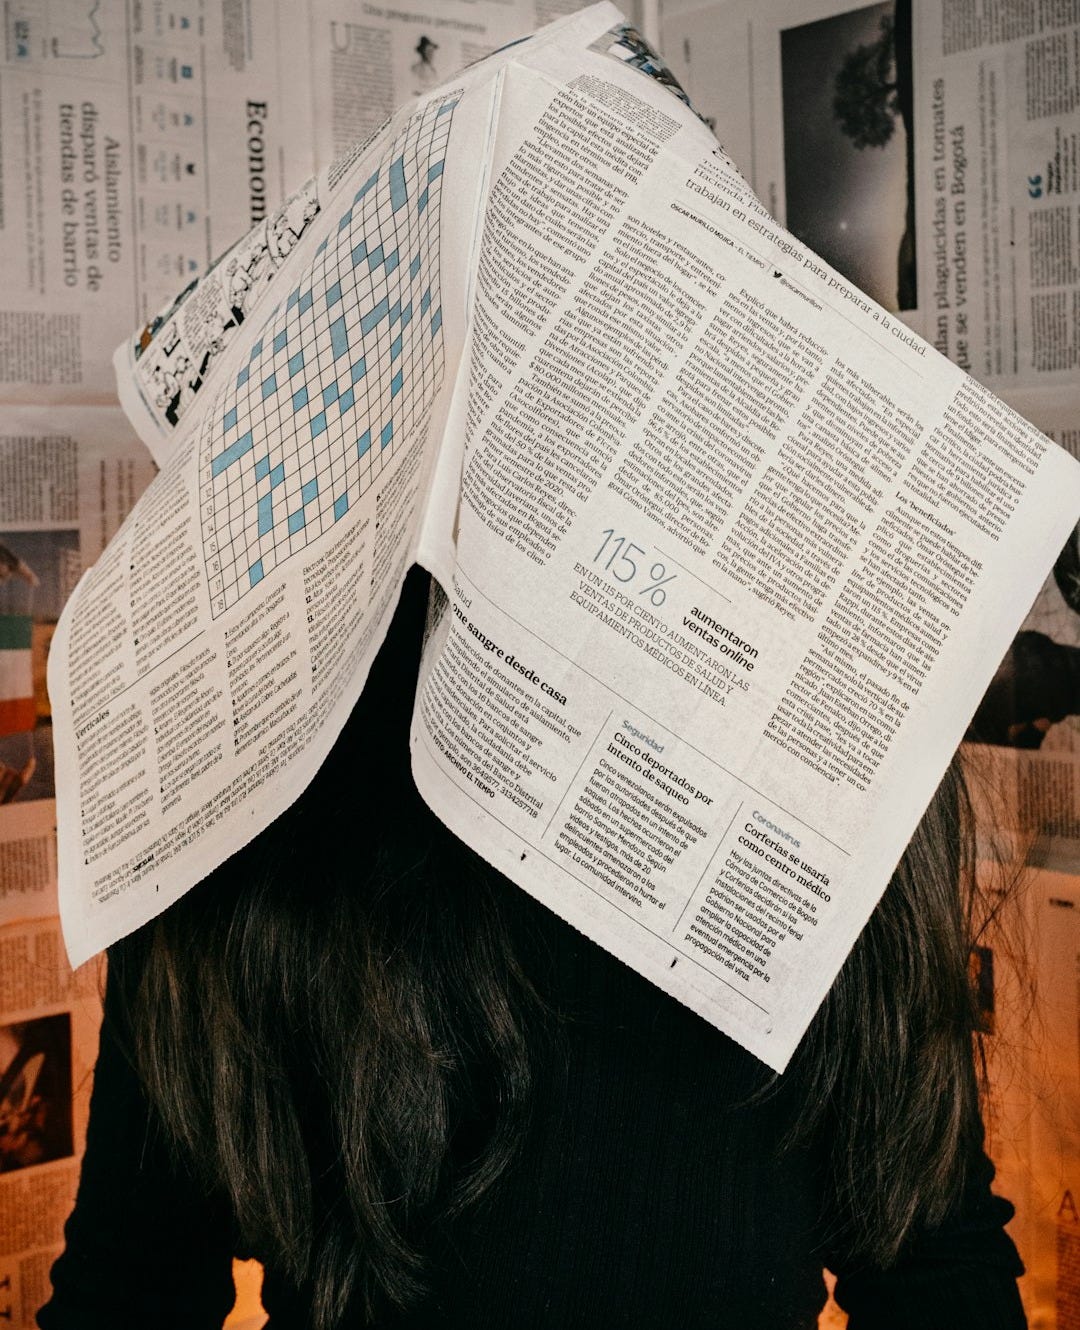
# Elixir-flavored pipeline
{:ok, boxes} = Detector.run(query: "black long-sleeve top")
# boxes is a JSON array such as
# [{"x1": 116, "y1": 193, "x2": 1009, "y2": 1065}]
[{"x1": 39, "y1": 879, "x2": 1026, "y2": 1330}]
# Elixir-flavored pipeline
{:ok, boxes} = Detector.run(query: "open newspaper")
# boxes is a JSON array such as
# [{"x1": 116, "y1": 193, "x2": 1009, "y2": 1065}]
[{"x1": 46, "y1": 2, "x2": 1080, "y2": 1072}]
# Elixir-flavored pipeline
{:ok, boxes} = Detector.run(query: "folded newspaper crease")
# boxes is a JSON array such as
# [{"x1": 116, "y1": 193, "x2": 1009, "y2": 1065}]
[{"x1": 47, "y1": 2, "x2": 1080, "y2": 1071}]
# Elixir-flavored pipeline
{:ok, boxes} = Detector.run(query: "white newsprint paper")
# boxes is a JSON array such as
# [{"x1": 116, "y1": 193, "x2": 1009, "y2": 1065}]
[{"x1": 48, "y1": 3, "x2": 1080, "y2": 1071}]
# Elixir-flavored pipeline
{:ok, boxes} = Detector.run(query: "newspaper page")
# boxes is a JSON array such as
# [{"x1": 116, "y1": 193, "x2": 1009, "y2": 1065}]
[
  {"x1": 0, "y1": 408, "x2": 156, "y2": 813},
  {"x1": 407, "y1": 44, "x2": 1080, "y2": 1069},
  {"x1": 0, "y1": 5, "x2": 635, "y2": 1318},
  {"x1": 0, "y1": 279, "x2": 160, "y2": 1318},
  {"x1": 0, "y1": 902, "x2": 101, "y2": 1330},
  {"x1": 0, "y1": 804, "x2": 55, "y2": 931},
  {"x1": 0, "y1": 405, "x2": 152, "y2": 1327},
  {"x1": 660, "y1": 0, "x2": 1080, "y2": 401},
  {"x1": 48, "y1": 5, "x2": 1080, "y2": 1074},
  {"x1": 0, "y1": 0, "x2": 314, "y2": 402},
  {"x1": 224, "y1": 1259, "x2": 267, "y2": 1330}
]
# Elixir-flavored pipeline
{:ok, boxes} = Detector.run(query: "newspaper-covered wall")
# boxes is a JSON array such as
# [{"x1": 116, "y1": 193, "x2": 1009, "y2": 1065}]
[
  {"x1": 309, "y1": 0, "x2": 645, "y2": 167},
  {"x1": 979, "y1": 861, "x2": 1080, "y2": 1330},
  {"x1": 3, "y1": 0, "x2": 1067, "y2": 1324},
  {"x1": 0, "y1": 409, "x2": 153, "y2": 1326}
]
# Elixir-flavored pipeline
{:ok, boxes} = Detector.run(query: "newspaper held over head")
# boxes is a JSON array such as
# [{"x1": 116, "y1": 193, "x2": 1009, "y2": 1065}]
[{"x1": 47, "y1": 3, "x2": 1080, "y2": 1072}]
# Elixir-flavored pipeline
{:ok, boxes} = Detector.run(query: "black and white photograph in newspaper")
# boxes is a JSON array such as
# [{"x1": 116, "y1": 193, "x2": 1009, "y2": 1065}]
[{"x1": 780, "y1": 0, "x2": 916, "y2": 311}]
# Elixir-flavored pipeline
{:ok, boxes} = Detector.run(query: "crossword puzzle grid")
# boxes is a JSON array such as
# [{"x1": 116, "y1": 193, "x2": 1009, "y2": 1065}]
[{"x1": 200, "y1": 95, "x2": 456, "y2": 617}]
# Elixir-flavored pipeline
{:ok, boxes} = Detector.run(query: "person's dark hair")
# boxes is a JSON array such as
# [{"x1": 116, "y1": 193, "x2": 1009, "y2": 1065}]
[{"x1": 111, "y1": 574, "x2": 990, "y2": 1326}]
